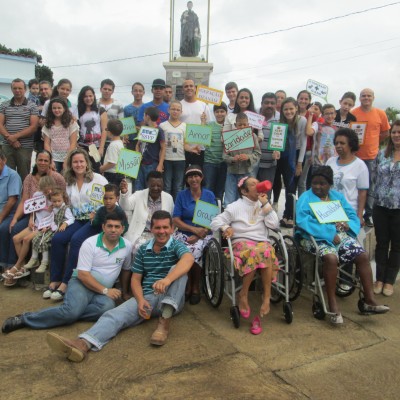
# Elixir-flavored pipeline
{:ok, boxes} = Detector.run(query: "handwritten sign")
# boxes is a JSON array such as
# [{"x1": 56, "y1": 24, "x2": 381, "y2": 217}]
[
  {"x1": 119, "y1": 117, "x2": 137, "y2": 136},
  {"x1": 138, "y1": 126, "x2": 159, "y2": 143},
  {"x1": 310, "y1": 200, "x2": 349, "y2": 224},
  {"x1": 116, "y1": 149, "x2": 142, "y2": 179},
  {"x1": 195, "y1": 85, "x2": 224, "y2": 106},
  {"x1": 90, "y1": 183, "x2": 105, "y2": 203},
  {"x1": 222, "y1": 127, "x2": 255, "y2": 153},
  {"x1": 192, "y1": 200, "x2": 219, "y2": 229},
  {"x1": 185, "y1": 124, "x2": 212, "y2": 146},
  {"x1": 24, "y1": 194, "x2": 47, "y2": 214},
  {"x1": 306, "y1": 79, "x2": 329, "y2": 102},
  {"x1": 268, "y1": 123, "x2": 288, "y2": 151},
  {"x1": 350, "y1": 122, "x2": 367, "y2": 145},
  {"x1": 244, "y1": 111, "x2": 265, "y2": 130},
  {"x1": 37, "y1": 213, "x2": 55, "y2": 230}
]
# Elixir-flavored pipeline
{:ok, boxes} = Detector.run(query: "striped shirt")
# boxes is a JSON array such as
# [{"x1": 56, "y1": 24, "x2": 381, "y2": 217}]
[
  {"x1": 0, "y1": 98, "x2": 39, "y2": 148},
  {"x1": 132, "y1": 236, "x2": 190, "y2": 294}
]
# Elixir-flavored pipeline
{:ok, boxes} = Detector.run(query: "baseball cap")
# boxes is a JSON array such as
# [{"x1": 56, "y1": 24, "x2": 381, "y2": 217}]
[{"x1": 152, "y1": 79, "x2": 166, "y2": 88}]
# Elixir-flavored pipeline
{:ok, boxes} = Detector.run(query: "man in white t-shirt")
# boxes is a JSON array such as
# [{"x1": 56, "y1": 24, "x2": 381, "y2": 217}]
[
  {"x1": 180, "y1": 79, "x2": 211, "y2": 167},
  {"x1": 2, "y1": 212, "x2": 132, "y2": 333}
]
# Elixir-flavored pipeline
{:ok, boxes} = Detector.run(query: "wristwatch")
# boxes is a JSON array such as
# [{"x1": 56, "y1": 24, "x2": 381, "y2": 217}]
[{"x1": 102, "y1": 287, "x2": 109, "y2": 295}]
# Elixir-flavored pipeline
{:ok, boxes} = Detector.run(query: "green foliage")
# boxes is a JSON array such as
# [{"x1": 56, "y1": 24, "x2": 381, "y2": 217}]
[
  {"x1": 35, "y1": 65, "x2": 54, "y2": 86},
  {"x1": 15, "y1": 48, "x2": 42, "y2": 63},
  {"x1": 385, "y1": 107, "x2": 400, "y2": 124},
  {"x1": 0, "y1": 43, "x2": 13, "y2": 53}
]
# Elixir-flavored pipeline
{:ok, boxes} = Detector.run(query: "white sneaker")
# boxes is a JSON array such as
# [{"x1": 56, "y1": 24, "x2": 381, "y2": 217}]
[
  {"x1": 24, "y1": 258, "x2": 39, "y2": 270},
  {"x1": 43, "y1": 288, "x2": 53, "y2": 299},
  {"x1": 36, "y1": 262, "x2": 48, "y2": 273},
  {"x1": 50, "y1": 290, "x2": 64, "y2": 301},
  {"x1": 330, "y1": 313, "x2": 344, "y2": 324}
]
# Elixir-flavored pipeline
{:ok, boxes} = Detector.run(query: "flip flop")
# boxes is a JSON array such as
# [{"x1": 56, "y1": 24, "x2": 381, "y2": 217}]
[{"x1": 13, "y1": 267, "x2": 30, "y2": 280}]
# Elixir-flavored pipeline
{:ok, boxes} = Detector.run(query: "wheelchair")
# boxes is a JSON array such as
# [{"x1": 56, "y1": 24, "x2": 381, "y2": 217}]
[{"x1": 202, "y1": 228, "x2": 303, "y2": 328}]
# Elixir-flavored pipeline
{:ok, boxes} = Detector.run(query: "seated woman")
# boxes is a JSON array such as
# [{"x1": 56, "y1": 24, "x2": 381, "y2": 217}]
[
  {"x1": 295, "y1": 165, "x2": 389, "y2": 324},
  {"x1": 173, "y1": 165, "x2": 216, "y2": 305},
  {"x1": 211, "y1": 176, "x2": 279, "y2": 335}
]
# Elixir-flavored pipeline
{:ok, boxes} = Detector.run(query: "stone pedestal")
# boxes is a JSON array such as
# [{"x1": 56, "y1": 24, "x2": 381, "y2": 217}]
[{"x1": 163, "y1": 61, "x2": 213, "y2": 100}]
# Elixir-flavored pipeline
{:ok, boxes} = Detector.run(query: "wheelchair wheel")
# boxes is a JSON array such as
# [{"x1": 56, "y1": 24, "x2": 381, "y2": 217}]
[
  {"x1": 283, "y1": 302, "x2": 293, "y2": 324},
  {"x1": 283, "y1": 235, "x2": 304, "y2": 301},
  {"x1": 230, "y1": 306, "x2": 240, "y2": 328},
  {"x1": 312, "y1": 296, "x2": 326, "y2": 320},
  {"x1": 269, "y1": 236, "x2": 284, "y2": 304},
  {"x1": 202, "y1": 238, "x2": 225, "y2": 308}
]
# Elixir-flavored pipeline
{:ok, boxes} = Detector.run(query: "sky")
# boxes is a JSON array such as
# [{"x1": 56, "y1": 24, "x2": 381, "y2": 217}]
[{"x1": 1, "y1": 0, "x2": 399, "y2": 110}]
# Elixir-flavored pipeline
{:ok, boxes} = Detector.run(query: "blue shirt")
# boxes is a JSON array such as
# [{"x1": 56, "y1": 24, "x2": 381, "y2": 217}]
[
  {"x1": 0, "y1": 165, "x2": 22, "y2": 215},
  {"x1": 173, "y1": 188, "x2": 216, "y2": 235},
  {"x1": 137, "y1": 101, "x2": 170, "y2": 124},
  {"x1": 132, "y1": 236, "x2": 190, "y2": 295}
]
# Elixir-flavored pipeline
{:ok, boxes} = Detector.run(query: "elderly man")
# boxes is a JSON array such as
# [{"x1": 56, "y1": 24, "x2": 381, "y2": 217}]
[
  {"x1": 45, "y1": 210, "x2": 194, "y2": 362},
  {"x1": 0, "y1": 78, "x2": 39, "y2": 181},
  {"x1": 0, "y1": 151, "x2": 22, "y2": 272},
  {"x1": 118, "y1": 170, "x2": 174, "y2": 300},
  {"x1": 352, "y1": 88, "x2": 390, "y2": 227},
  {"x1": 2, "y1": 212, "x2": 132, "y2": 333},
  {"x1": 180, "y1": 79, "x2": 212, "y2": 167}
]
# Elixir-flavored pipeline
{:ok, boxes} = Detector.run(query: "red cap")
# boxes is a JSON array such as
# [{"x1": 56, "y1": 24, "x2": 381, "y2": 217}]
[{"x1": 256, "y1": 180, "x2": 272, "y2": 193}]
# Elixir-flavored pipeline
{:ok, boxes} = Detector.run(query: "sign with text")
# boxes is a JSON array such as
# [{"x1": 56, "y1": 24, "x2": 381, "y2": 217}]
[
  {"x1": 37, "y1": 213, "x2": 55, "y2": 230},
  {"x1": 192, "y1": 200, "x2": 219, "y2": 229},
  {"x1": 244, "y1": 111, "x2": 265, "y2": 130},
  {"x1": 222, "y1": 127, "x2": 255, "y2": 153},
  {"x1": 185, "y1": 124, "x2": 212, "y2": 146},
  {"x1": 310, "y1": 200, "x2": 349, "y2": 224},
  {"x1": 306, "y1": 79, "x2": 329, "y2": 102},
  {"x1": 119, "y1": 117, "x2": 137, "y2": 136},
  {"x1": 195, "y1": 85, "x2": 224, "y2": 106},
  {"x1": 116, "y1": 149, "x2": 142, "y2": 179},
  {"x1": 138, "y1": 126, "x2": 159, "y2": 143},
  {"x1": 24, "y1": 194, "x2": 47, "y2": 214},
  {"x1": 267, "y1": 123, "x2": 288, "y2": 151},
  {"x1": 350, "y1": 122, "x2": 367, "y2": 145},
  {"x1": 90, "y1": 183, "x2": 105, "y2": 204}
]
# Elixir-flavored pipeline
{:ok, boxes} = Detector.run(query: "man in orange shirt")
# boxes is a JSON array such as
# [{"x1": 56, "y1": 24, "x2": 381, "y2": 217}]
[{"x1": 353, "y1": 88, "x2": 390, "y2": 227}]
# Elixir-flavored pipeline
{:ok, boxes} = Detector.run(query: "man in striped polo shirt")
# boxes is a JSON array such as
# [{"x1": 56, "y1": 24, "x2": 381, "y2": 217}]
[
  {"x1": 0, "y1": 78, "x2": 39, "y2": 181},
  {"x1": 45, "y1": 210, "x2": 194, "y2": 362}
]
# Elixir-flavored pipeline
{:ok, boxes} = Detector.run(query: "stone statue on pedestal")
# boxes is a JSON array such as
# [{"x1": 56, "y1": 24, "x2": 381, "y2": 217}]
[{"x1": 179, "y1": 1, "x2": 201, "y2": 57}]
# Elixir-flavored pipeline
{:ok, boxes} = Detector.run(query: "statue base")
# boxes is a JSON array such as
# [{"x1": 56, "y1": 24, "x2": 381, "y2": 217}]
[{"x1": 163, "y1": 61, "x2": 214, "y2": 100}]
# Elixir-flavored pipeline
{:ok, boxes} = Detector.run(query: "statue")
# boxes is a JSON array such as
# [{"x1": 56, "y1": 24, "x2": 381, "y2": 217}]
[{"x1": 179, "y1": 1, "x2": 201, "y2": 57}]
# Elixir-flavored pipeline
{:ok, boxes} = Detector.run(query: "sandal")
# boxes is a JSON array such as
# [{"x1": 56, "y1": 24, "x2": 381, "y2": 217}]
[
  {"x1": 1, "y1": 266, "x2": 19, "y2": 280},
  {"x1": 4, "y1": 276, "x2": 17, "y2": 287},
  {"x1": 250, "y1": 316, "x2": 262, "y2": 335},
  {"x1": 13, "y1": 267, "x2": 30, "y2": 280}
]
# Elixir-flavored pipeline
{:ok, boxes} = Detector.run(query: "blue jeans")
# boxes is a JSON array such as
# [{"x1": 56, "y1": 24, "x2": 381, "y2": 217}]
[
  {"x1": 224, "y1": 173, "x2": 249, "y2": 207},
  {"x1": 203, "y1": 162, "x2": 227, "y2": 200},
  {"x1": 276, "y1": 155, "x2": 295, "y2": 219},
  {"x1": 50, "y1": 220, "x2": 99, "y2": 284},
  {"x1": 79, "y1": 270, "x2": 187, "y2": 350},
  {"x1": 362, "y1": 159, "x2": 376, "y2": 219},
  {"x1": 22, "y1": 278, "x2": 116, "y2": 329},
  {"x1": 164, "y1": 160, "x2": 185, "y2": 200},
  {"x1": 135, "y1": 161, "x2": 159, "y2": 191}
]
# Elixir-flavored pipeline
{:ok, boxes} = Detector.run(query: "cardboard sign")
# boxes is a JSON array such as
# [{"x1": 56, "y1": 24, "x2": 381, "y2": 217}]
[
  {"x1": 138, "y1": 126, "x2": 159, "y2": 143},
  {"x1": 244, "y1": 111, "x2": 265, "y2": 130},
  {"x1": 310, "y1": 200, "x2": 349, "y2": 224},
  {"x1": 90, "y1": 183, "x2": 105, "y2": 203},
  {"x1": 192, "y1": 200, "x2": 219, "y2": 229},
  {"x1": 222, "y1": 127, "x2": 255, "y2": 153},
  {"x1": 119, "y1": 117, "x2": 137, "y2": 136},
  {"x1": 185, "y1": 124, "x2": 212, "y2": 146},
  {"x1": 306, "y1": 79, "x2": 329, "y2": 102},
  {"x1": 37, "y1": 213, "x2": 54, "y2": 230},
  {"x1": 24, "y1": 194, "x2": 47, "y2": 214},
  {"x1": 195, "y1": 85, "x2": 224, "y2": 106},
  {"x1": 267, "y1": 123, "x2": 288, "y2": 151},
  {"x1": 350, "y1": 122, "x2": 367, "y2": 145},
  {"x1": 116, "y1": 149, "x2": 142, "y2": 179}
]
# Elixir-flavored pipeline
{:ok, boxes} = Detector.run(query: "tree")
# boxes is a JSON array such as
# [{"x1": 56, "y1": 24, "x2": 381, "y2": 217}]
[
  {"x1": 385, "y1": 107, "x2": 400, "y2": 123},
  {"x1": 35, "y1": 65, "x2": 54, "y2": 86}
]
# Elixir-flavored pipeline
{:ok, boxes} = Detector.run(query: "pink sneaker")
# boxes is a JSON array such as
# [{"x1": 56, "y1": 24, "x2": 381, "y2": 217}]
[{"x1": 250, "y1": 316, "x2": 262, "y2": 335}]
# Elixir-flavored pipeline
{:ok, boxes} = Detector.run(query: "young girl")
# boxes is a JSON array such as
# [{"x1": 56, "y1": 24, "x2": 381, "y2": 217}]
[
  {"x1": 43, "y1": 98, "x2": 79, "y2": 173},
  {"x1": 2, "y1": 176, "x2": 56, "y2": 286},
  {"x1": 41, "y1": 79, "x2": 78, "y2": 120},
  {"x1": 77, "y1": 85, "x2": 108, "y2": 171},
  {"x1": 276, "y1": 97, "x2": 306, "y2": 228},
  {"x1": 159, "y1": 100, "x2": 187, "y2": 200},
  {"x1": 24, "y1": 187, "x2": 75, "y2": 274},
  {"x1": 334, "y1": 92, "x2": 357, "y2": 128}
]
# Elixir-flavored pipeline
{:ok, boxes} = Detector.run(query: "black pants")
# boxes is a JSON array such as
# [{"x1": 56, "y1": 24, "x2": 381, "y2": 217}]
[{"x1": 373, "y1": 204, "x2": 400, "y2": 284}]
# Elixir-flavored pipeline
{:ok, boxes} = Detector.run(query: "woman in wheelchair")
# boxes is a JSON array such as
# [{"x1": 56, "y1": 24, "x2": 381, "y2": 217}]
[
  {"x1": 211, "y1": 177, "x2": 279, "y2": 334},
  {"x1": 296, "y1": 166, "x2": 389, "y2": 324}
]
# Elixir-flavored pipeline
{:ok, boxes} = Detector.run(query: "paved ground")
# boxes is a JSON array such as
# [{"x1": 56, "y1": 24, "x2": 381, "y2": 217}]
[{"x1": 1, "y1": 274, "x2": 398, "y2": 400}]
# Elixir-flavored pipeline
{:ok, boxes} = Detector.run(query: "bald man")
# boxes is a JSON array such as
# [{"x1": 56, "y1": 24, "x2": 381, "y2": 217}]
[{"x1": 352, "y1": 88, "x2": 390, "y2": 227}]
